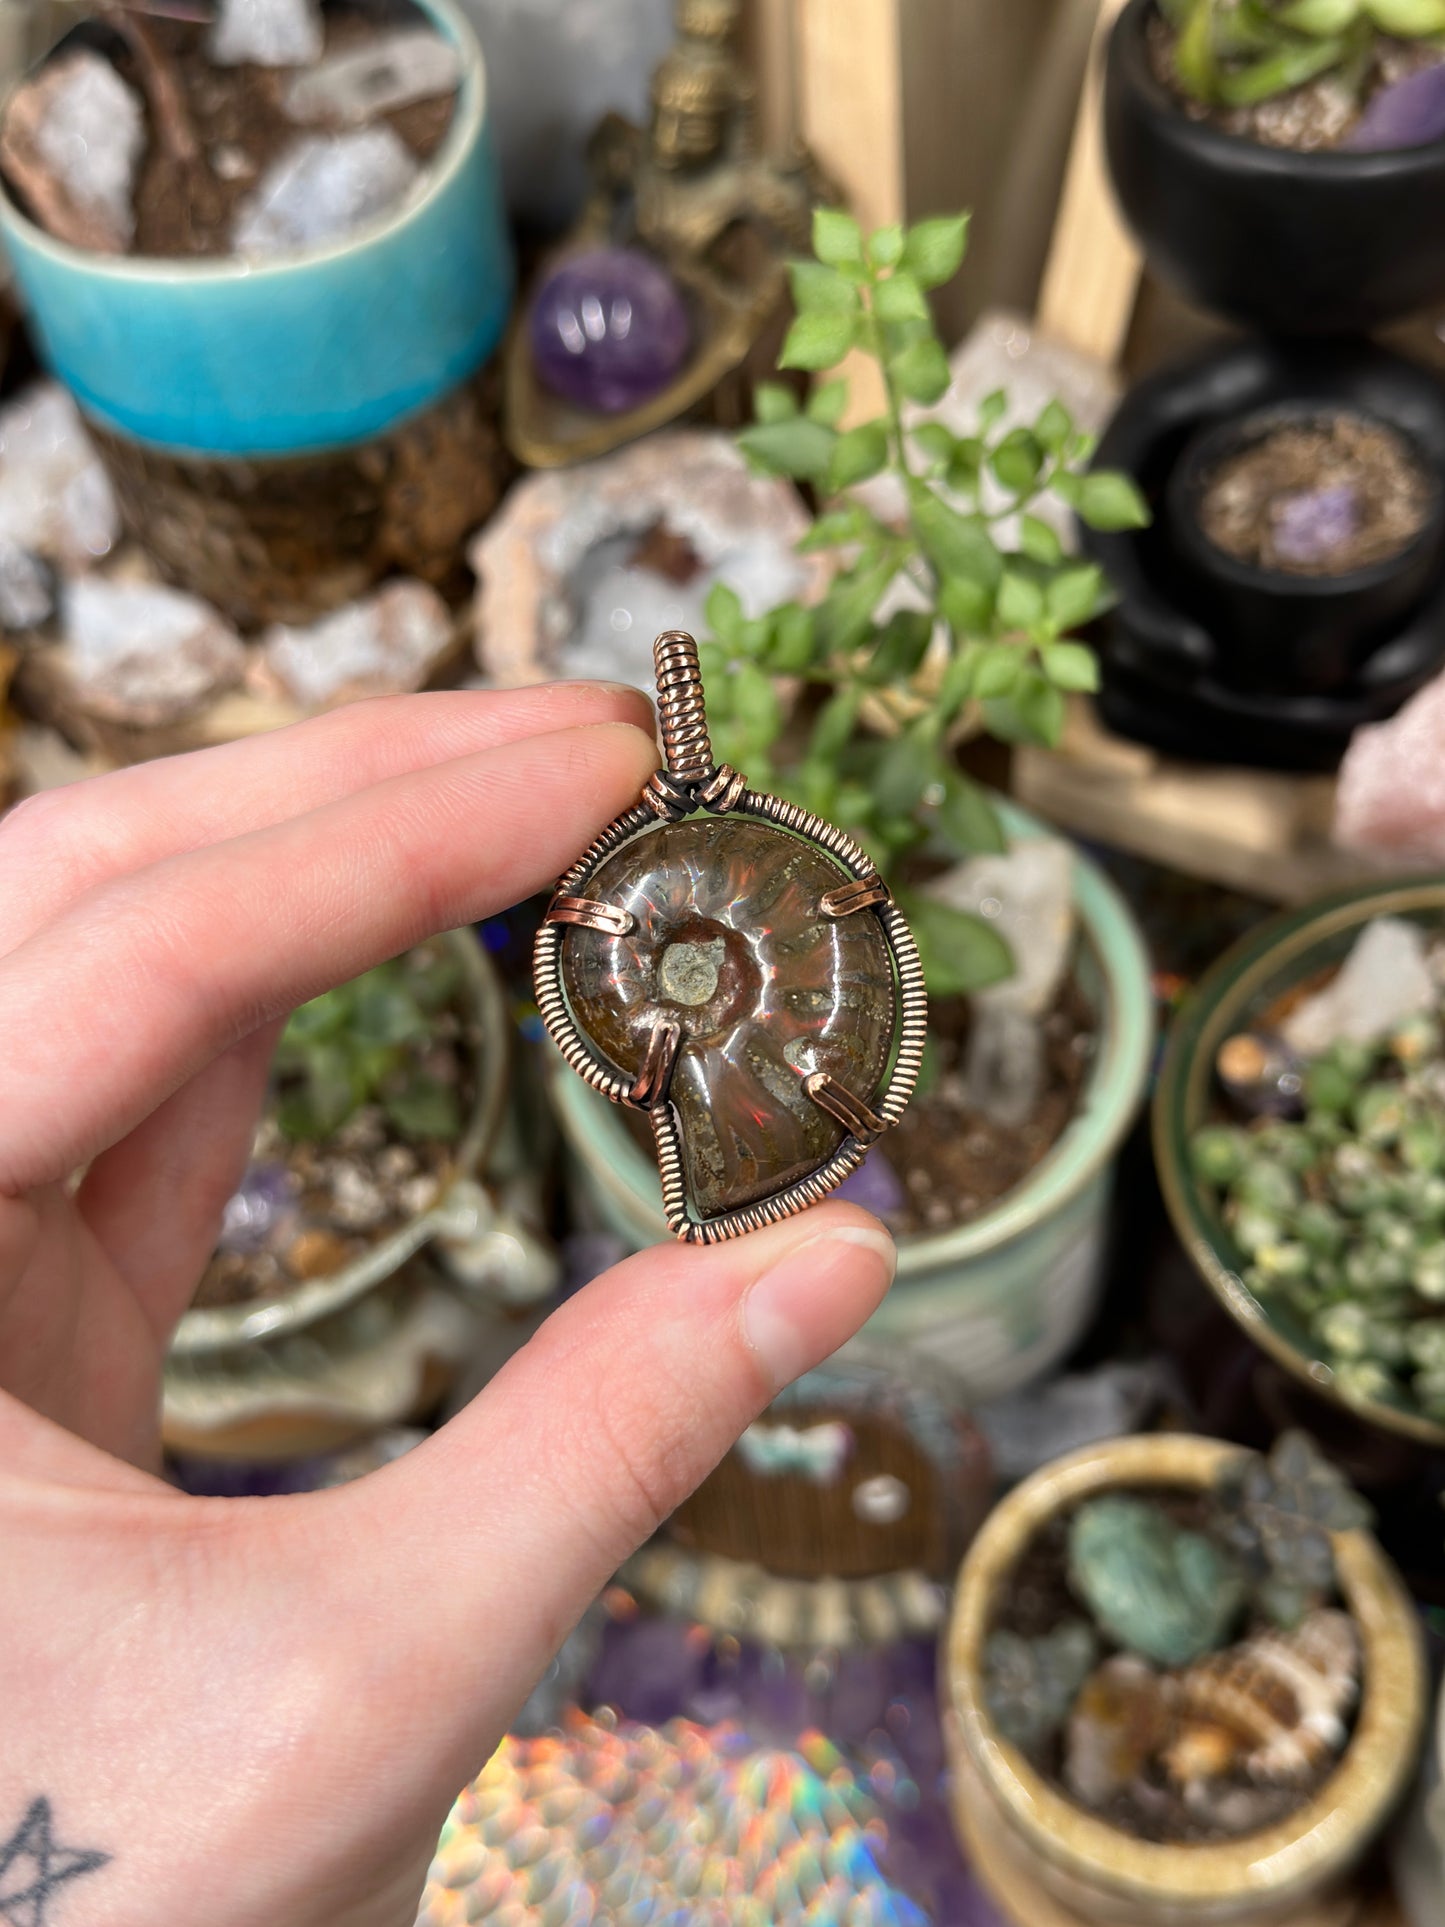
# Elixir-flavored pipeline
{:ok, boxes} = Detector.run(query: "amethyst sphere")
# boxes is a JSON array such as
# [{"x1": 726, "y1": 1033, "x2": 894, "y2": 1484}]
[{"x1": 529, "y1": 247, "x2": 692, "y2": 415}]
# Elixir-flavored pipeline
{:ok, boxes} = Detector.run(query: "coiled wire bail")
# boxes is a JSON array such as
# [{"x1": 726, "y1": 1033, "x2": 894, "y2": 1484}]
[{"x1": 643, "y1": 630, "x2": 746, "y2": 819}]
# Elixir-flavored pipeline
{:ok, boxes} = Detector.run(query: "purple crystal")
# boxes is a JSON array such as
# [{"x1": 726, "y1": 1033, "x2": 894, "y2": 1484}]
[
  {"x1": 1270, "y1": 482, "x2": 1359, "y2": 568},
  {"x1": 217, "y1": 1160, "x2": 296, "y2": 1254},
  {"x1": 1345, "y1": 63, "x2": 1445, "y2": 152},
  {"x1": 529, "y1": 247, "x2": 691, "y2": 414},
  {"x1": 834, "y1": 1144, "x2": 908, "y2": 1216}
]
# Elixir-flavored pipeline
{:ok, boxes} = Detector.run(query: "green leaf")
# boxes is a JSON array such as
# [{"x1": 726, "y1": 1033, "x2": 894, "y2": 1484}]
[
  {"x1": 384, "y1": 1076, "x2": 462, "y2": 1143},
  {"x1": 984, "y1": 671, "x2": 1066, "y2": 746},
  {"x1": 1174, "y1": 0, "x2": 1221, "y2": 100},
  {"x1": 890, "y1": 337, "x2": 952, "y2": 405},
  {"x1": 283, "y1": 989, "x2": 348, "y2": 1045},
  {"x1": 283, "y1": 1042, "x2": 358, "y2": 1139},
  {"x1": 817, "y1": 554, "x2": 901, "y2": 653},
  {"x1": 867, "y1": 222, "x2": 905, "y2": 267},
  {"x1": 1035, "y1": 399, "x2": 1073, "y2": 452},
  {"x1": 978, "y1": 389, "x2": 1008, "y2": 432},
  {"x1": 911, "y1": 422, "x2": 957, "y2": 472},
  {"x1": 796, "y1": 503, "x2": 880, "y2": 552},
  {"x1": 901, "y1": 214, "x2": 969, "y2": 289},
  {"x1": 939, "y1": 572, "x2": 994, "y2": 637},
  {"x1": 1076, "y1": 470, "x2": 1151, "y2": 531},
  {"x1": 810, "y1": 685, "x2": 864, "y2": 762},
  {"x1": 754, "y1": 381, "x2": 798, "y2": 424},
  {"x1": 697, "y1": 639, "x2": 729, "y2": 680},
  {"x1": 937, "y1": 771, "x2": 1006, "y2": 856},
  {"x1": 737, "y1": 416, "x2": 837, "y2": 481},
  {"x1": 936, "y1": 639, "x2": 984, "y2": 716},
  {"x1": 990, "y1": 428, "x2": 1044, "y2": 496},
  {"x1": 996, "y1": 570, "x2": 1046, "y2": 632},
  {"x1": 779, "y1": 309, "x2": 856, "y2": 372},
  {"x1": 1046, "y1": 563, "x2": 1108, "y2": 630},
  {"x1": 813, "y1": 206, "x2": 865, "y2": 268},
  {"x1": 975, "y1": 643, "x2": 1022, "y2": 699},
  {"x1": 1018, "y1": 514, "x2": 1064, "y2": 566},
  {"x1": 874, "y1": 271, "x2": 930, "y2": 325},
  {"x1": 789, "y1": 258, "x2": 862, "y2": 315},
  {"x1": 352, "y1": 980, "x2": 428, "y2": 1048},
  {"x1": 872, "y1": 729, "x2": 931, "y2": 817},
  {"x1": 1281, "y1": 0, "x2": 1360, "y2": 29},
  {"x1": 1041, "y1": 640, "x2": 1100, "y2": 692},
  {"x1": 765, "y1": 603, "x2": 816, "y2": 672},
  {"x1": 909, "y1": 485, "x2": 1003, "y2": 592},
  {"x1": 806, "y1": 377, "x2": 850, "y2": 426},
  {"x1": 903, "y1": 895, "x2": 1015, "y2": 997},
  {"x1": 1217, "y1": 35, "x2": 1344, "y2": 104},
  {"x1": 865, "y1": 608, "x2": 933, "y2": 685},
  {"x1": 1364, "y1": 0, "x2": 1445, "y2": 29},
  {"x1": 732, "y1": 660, "x2": 782, "y2": 744},
  {"x1": 827, "y1": 421, "x2": 890, "y2": 492},
  {"x1": 705, "y1": 580, "x2": 745, "y2": 645},
  {"x1": 946, "y1": 440, "x2": 985, "y2": 496}
]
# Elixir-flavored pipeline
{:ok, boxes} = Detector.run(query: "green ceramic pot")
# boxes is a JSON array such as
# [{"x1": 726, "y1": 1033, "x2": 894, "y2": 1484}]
[
  {"x1": 1155, "y1": 875, "x2": 1445, "y2": 1451},
  {"x1": 548, "y1": 803, "x2": 1155, "y2": 1400},
  {"x1": 945, "y1": 1434, "x2": 1424, "y2": 1926}
]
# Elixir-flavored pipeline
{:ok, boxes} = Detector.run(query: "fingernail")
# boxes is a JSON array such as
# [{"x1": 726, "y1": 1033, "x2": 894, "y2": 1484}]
[
  {"x1": 742, "y1": 1225, "x2": 897, "y2": 1392},
  {"x1": 551, "y1": 678, "x2": 653, "y2": 705}
]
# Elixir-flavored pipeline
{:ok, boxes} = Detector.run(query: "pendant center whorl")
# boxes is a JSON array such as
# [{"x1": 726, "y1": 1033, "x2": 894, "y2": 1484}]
[{"x1": 658, "y1": 934, "x2": 725, "y2": 1006}]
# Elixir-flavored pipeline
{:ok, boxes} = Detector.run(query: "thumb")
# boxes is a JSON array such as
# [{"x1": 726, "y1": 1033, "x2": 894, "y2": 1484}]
[{"x1": 317, "y1": 1202, "x2": 895, "y2": 1752}]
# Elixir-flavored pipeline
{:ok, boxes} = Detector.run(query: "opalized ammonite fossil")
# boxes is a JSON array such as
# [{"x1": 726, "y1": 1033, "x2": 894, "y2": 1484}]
[{"x1": 534, "y1": 632, "x2": 925, "y2": 1243}]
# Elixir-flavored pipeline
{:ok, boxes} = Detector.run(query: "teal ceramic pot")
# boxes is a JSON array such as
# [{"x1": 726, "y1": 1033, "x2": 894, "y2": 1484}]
[
  {"x1": 0, "y1": 0, "x2": 513, "y2": 459},
  {"x1": 548, "y1": 803, "x2": 1155, "y2": 1401}
]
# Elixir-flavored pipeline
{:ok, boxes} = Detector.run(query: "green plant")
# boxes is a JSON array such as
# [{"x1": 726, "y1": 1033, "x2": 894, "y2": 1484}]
[
  {"x1": 274, "y1": 943, "x2": 466, "y2": 1144},
  {"x1": 1160, "y1": 0, "x2": 1445, "y2": 110},
  {"x1": 983, "y1": 1621, "x2": 1100, "y2": 1749},
  {"x1": 700, "y1": 207, "x2": 1148, "y2": 997},
  {"x1": 1214, "y1": 1431, "x2": 1372, "y2": 1628}
]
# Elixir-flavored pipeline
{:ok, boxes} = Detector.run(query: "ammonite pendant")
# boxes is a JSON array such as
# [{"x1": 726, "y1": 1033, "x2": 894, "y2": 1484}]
[{"x1": 534, "y1": 632, "x2": 926, "y2": 1244}]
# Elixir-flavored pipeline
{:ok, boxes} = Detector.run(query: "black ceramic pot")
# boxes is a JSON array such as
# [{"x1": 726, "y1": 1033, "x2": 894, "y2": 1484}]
[
  {"x1": 1081, "y1": 338, "x2": 1445, "y2": 770},
  {"x1": 1164, "y1": 404, "x2": 1445, "y2": 694},
  {"x1": 1104, "y1": 0, "x2": 1445, "y2": 333}
]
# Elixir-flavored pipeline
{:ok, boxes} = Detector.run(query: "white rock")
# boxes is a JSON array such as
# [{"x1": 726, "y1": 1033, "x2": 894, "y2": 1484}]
[
  {"x1": 284, "y1": 28, "x2": 462, "y2": 126},
  {"x1": 0, "y1": 50, "x2": 144, "y2": 253},
  {"x1": 1282, "y1": 916, "x2": 1436, "y2": 1057},
  {"x1": 57, "y1": 577, "x2": 245, "y2": 725},
  {"x1": 253, "y1": 580, "x2": 453, "y2": 710},
  {"x1": 926, "y1": 836, "x2": 1076, "y2": 1018},
  {"x1": 232, "y1": 128, "x2": 421, "y2": 259},
  {"x1": 0, "y1": 383, "x2": 119, "y2": 570},
  {"x1": 210, "y1": 0, "x2": 323, "y2": 67},
  {"x1": 471, "y1": 430, "x2": 826, "y2": 688},
  {"x1": 964, "y1": 1003, "x2": 1043, "y2": 1130}
]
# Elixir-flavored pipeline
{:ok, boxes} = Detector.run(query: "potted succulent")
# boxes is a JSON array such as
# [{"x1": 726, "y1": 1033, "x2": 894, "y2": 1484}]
[
  {"x1": 1155, "y1": 875, "x2": 1445, "y2": 1449},
  {"x1": 547, "y1": 208, "x2": 1155, "y2": 1400},
  {"x1": 0, "y1": 0, "x2": 513, "y2": 624},
  {"x1": 1091, "y1": 1, "x2": 1445, "y2": 770},
  {"x1": 1105, "y1": 0, "x2": 1445, "y2": 334},
  {"x1": 164, "y1": 928, "x2": 556, "y2": 1462},
  {"x1": 946, "y1": 1432, "x2": 1425, "y2": 1926}
]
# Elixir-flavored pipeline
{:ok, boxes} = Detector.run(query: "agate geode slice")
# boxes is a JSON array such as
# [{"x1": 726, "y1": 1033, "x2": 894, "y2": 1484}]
[{"x1": 560, "y1": 817, "x2": 895, "y2": 1221}]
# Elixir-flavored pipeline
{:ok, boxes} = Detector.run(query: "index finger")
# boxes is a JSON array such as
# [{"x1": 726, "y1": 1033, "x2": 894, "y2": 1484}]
[{"x1": 0, "y1": 720, "x2": 657, "y2": 1193}]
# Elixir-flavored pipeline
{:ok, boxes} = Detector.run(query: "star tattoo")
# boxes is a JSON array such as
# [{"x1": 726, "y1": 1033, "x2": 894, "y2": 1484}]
[{"x1": 0, "y1": 1800, "x2": 109, "y2": 1927}]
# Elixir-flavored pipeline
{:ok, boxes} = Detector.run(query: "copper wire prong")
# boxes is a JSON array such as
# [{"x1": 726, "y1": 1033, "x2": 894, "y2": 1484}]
[
  {"x1": 820, "y1": 875, "x2": 891, "y2": 919},
  {"x1": 804, "y1": 1071, "x2": 888, "y2": 1145},
  {"x1": 627, "y1": 1019, "x2": 683, "y2": 1111},
  {"x1": 546, "y1": 895, "x2": 636, "y2": 937}
]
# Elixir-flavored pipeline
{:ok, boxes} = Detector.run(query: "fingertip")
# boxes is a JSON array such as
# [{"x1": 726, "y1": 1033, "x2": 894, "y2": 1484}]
[{"x1": 738, "y1": 1203, "x2": 897, "y2": 1394}]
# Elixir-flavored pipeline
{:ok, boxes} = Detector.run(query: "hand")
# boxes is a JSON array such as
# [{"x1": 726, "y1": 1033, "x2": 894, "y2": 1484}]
[{"x1": 0, "y1": 686, "x2": 895, "y2": 1927}]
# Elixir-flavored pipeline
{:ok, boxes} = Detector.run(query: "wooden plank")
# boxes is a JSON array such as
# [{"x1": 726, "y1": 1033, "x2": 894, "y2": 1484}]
[
  {"x1": 1036, "y1": 0, "x2": 1142, "y2": 366},
  {"x1": 1013, "y1": 700, "x2": 1388, "y2": 905}
]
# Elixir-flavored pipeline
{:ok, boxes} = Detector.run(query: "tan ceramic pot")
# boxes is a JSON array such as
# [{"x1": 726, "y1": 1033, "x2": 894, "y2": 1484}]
[{"x1": 945, "y1": 1434, "x2": 1425, "y2": 1927}]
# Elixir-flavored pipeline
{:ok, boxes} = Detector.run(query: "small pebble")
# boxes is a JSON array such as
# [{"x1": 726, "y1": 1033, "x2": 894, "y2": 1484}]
[{"x1": 286, "y1": 1227, "x2": 350, "y2": 1279}]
